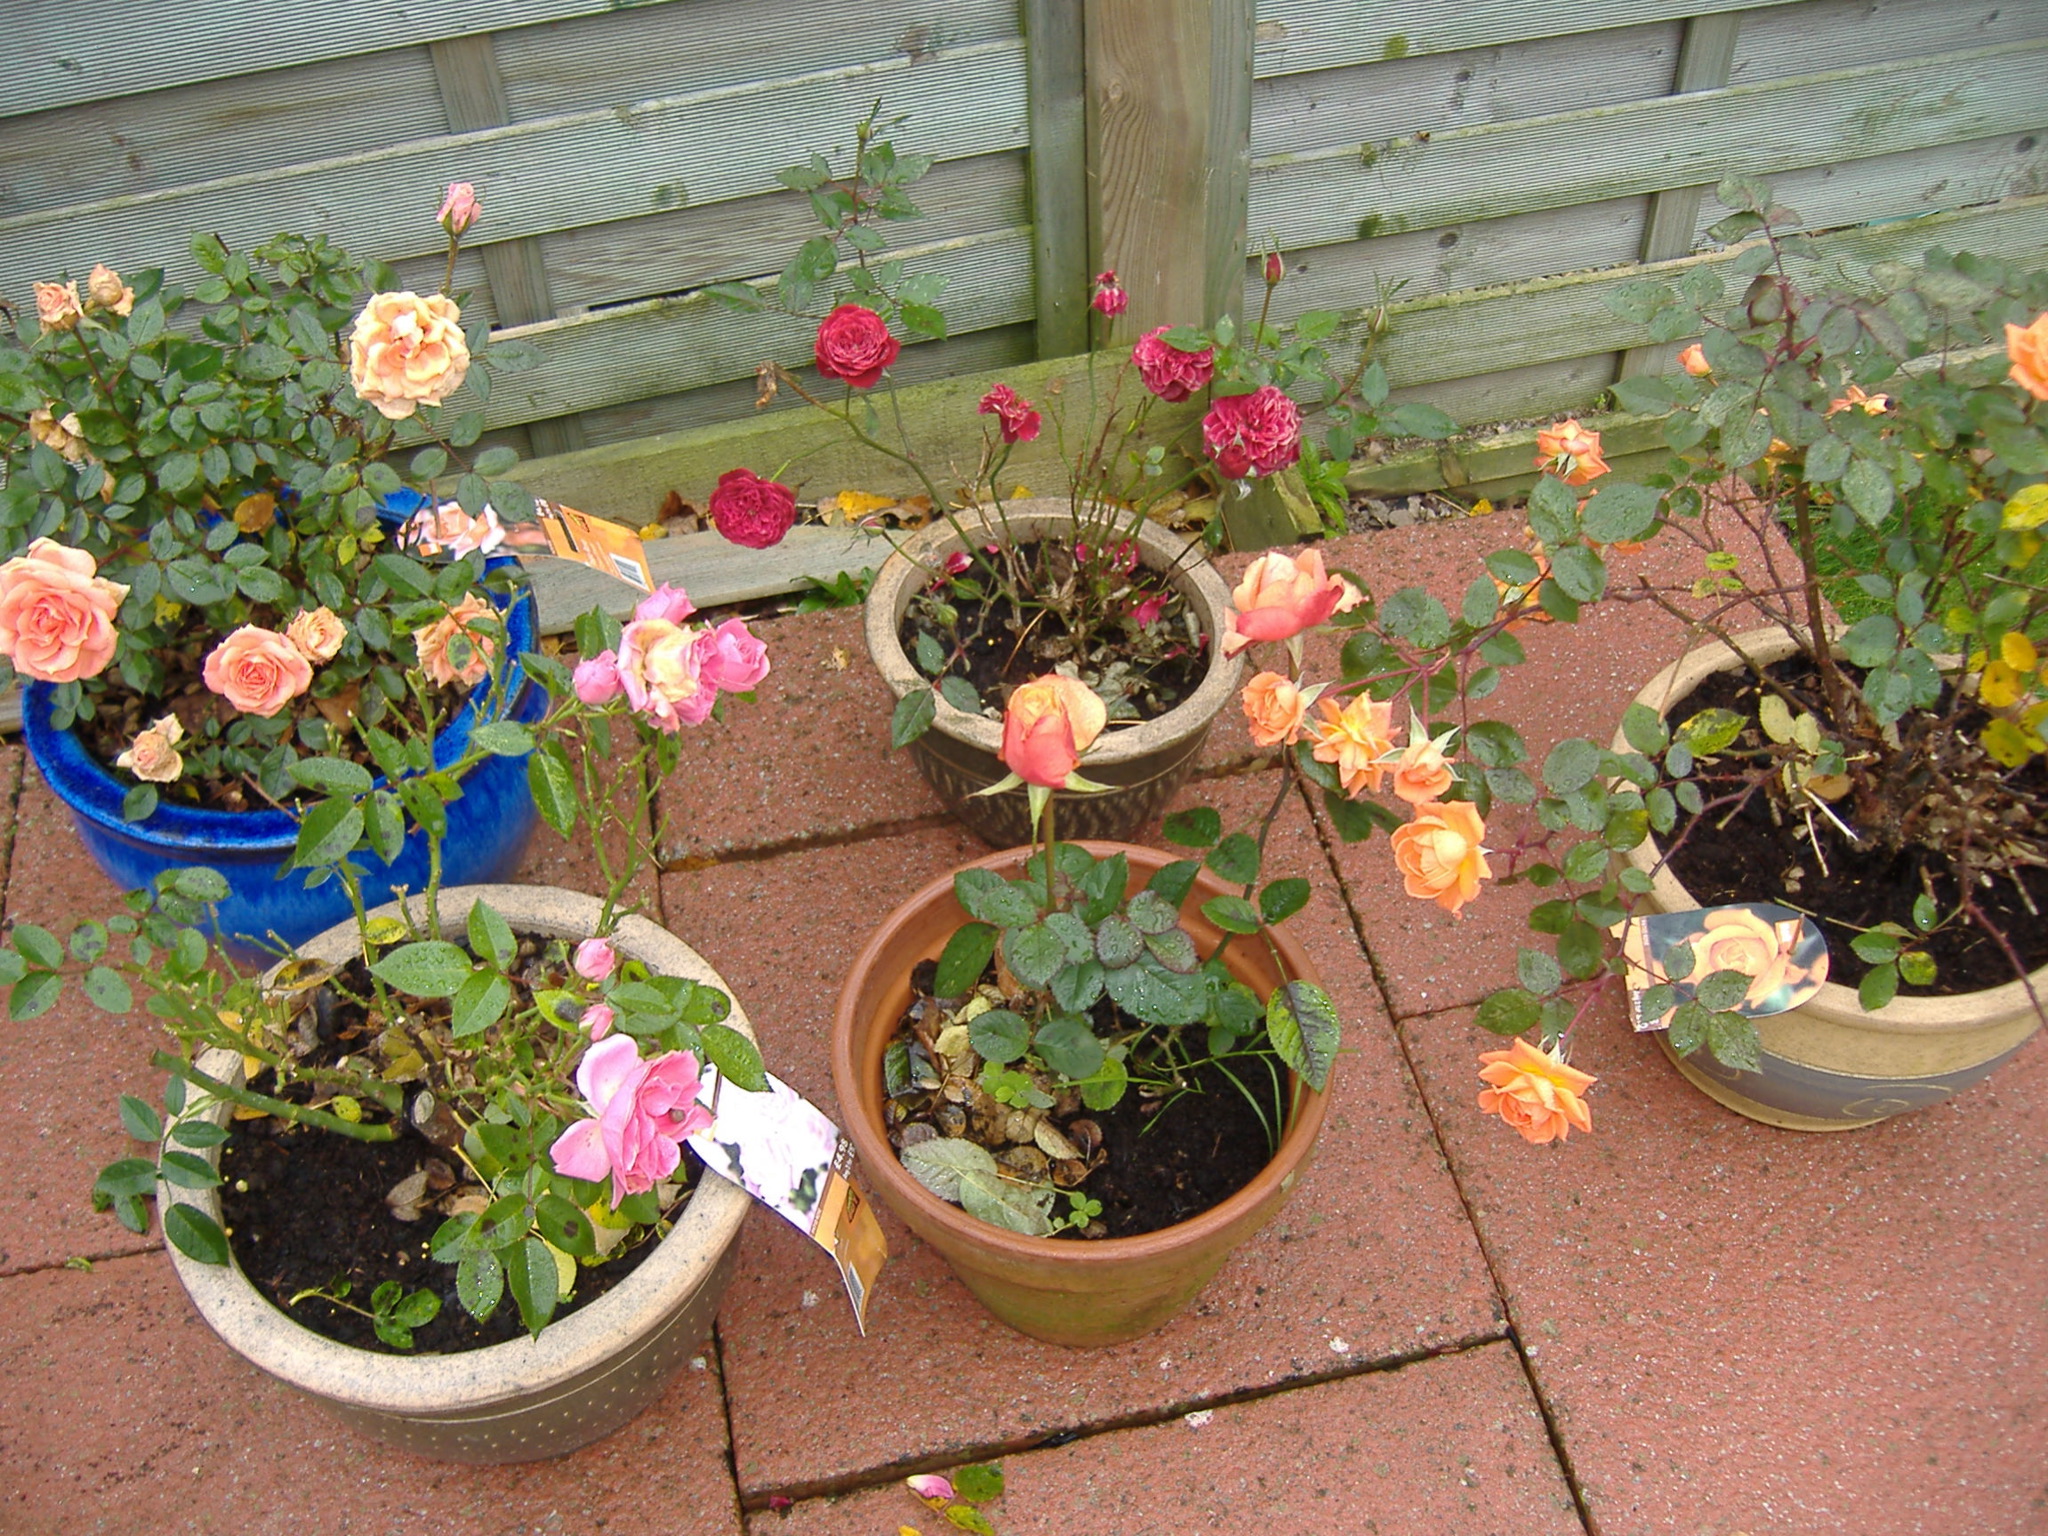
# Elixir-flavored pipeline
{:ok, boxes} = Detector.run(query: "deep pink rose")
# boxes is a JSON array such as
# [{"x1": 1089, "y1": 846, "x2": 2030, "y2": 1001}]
[
  {"x1": 583, "y1": 1003, "x2": 615, "y2": 1041},
  {"x1": 1131, "y1": 326, "x2": 1216, "y2": 402},
  {"x1": 977, "y1": 384, "x2": 1041, "y2": 444},
  {"x1": 1202, "y1": 386, "x2": 1302, "y2": 480},
  {"x1": 634, "y1": 584, "x2": 696, "y2": 625},
  {"x1": 709, "y1": 468, "x2": 797, "y2": 549},
  {"x1": 696, "y1": 618, "x2": 769, "y2": 694},
  {"x1": 1091, "y1": 270, "x2": 1127, "y2": 317},
  {"x1": 547, "y1": 1037, "x2": 713, "y2": 1204},
  {"x1": 202, "y1": 625, "x2": 312, "y2": 717},
  {"x1": 574, "y1": 936, "x2": 617, "y2": 981},
  {"x1": 438, "y1": 182, "x2": 480, "y2": 237},
  {"x1": 814, "y1": 304, "x2": 899, "y2": 389},
  {"x1": 573, "y1": 650, "x2": 623, "y2": 705},
  {"x1": 0, "y1": 539, "x2": 129, "y2": 684}
]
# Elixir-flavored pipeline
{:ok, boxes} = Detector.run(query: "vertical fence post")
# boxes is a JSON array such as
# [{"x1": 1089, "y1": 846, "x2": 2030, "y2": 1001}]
[{"x1": 1025, "y1": 0, "x2": 1092, "y2": 360}]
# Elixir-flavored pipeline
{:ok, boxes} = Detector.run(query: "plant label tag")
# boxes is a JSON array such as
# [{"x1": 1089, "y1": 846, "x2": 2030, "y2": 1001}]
[
  {"x1": 688, "y1": 1067, "x2": 888, "y2": 1334},
  {"x1": 1616, "y1": 903, "x2": 1830, "y2": 1033},
  {"x1": 532, "y1": 499, "x2": 655, "y2": 594}
]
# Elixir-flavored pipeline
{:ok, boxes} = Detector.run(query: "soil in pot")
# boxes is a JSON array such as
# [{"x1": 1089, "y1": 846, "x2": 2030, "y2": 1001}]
[{"x1": 1659, "y1": 654, "x2": 2048, "y2": 994}]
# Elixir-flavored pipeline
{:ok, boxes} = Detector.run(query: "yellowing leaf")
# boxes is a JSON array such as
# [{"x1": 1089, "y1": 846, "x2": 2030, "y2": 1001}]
[
  {"x1": 2000, "y1": 632, "x2": 2039, "y2": 672},
  {"x1": 233, "y1": 492, "x2": 277, "y2": 532},
  {"x1": 824, "y1": 489, "x2": 898, "y2": 523},
  {"x1": 1979, "y1": 661, "x2": 2025, "y2": 709},
  {"x1": 1981, "y1": 717, "x2": 2042, "y2": 767},
  {"x1": 2002, "y1": 482, "x2": 2048, "y2": 530},
  {"x1": 1469, "y1": 497, "x2": 1495, "y2": 516}
]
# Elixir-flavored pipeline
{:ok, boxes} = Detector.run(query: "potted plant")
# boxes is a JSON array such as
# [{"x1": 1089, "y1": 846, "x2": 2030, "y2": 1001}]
[
  {"x1": 704, "y1": 108, "x2": 1460, "y2": 846},
  {"x1": 22, "y1": 578, "x2": 780, "y2": 1461},
  {"x1": 831, "y1": 671, "x2": 1339, "y2": 1346},
  {"x1": 0, "y1": 184, "x2": 548, "y2": 951}
]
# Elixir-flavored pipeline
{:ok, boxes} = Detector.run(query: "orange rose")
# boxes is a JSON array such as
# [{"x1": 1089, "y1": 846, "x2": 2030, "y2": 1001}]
[
  {"x1": 203, "y1": 625, "x2": 313, "y2": 717},
  {"x1": 347, "y1": 291, "x2": 471, "y2": 420},
  {"x1": 86, "y1": 264, "x2": 134, "y2": 317},
  {"x1": 413, "y1": 594, "x2": 498, "y2": 690},
  {"x1": 1390, "y1": 727, "x2": 1455, "y2": 805},
  {"x1": 2006, "y1": 312, "x2": 2048, "y2": 401},
  {"x1": 285, "y1": 606, "x2": 348, "y2": 663},
  {"x1": 1241, "y1": 671, "x2": 1308, "y2": 747},
  {"x1": 115, "y1": 715, "x2": 185, "y2": 784},
  {"x1": 1390, "y1": 800, "x2": 1491, "y2": 915},
  {"x1": 1692, "y1": 907, "x2": 1796, "y2": 1006},
  {"x1": 1534, "y1": 419, "x2": 1608, "y2": 486},
  {"x1": 1824, "y1": 384, "x2": 1890, "y2": 417},
  {"x1": 28, "y1": 407, "x2": 88, "y2": 464},
  {"x1": 1477, "y1": 1038, "x2": 1595, "y2": 1144},
  {"x1": 1001, "y1": 674, "x2": 1107, "y2": 788},
  {"x1": 34, "y1": 280, "x2": 82, "y2": 331},
  {"x1": 1677, "y1": 344, "x2": 1711, "y2": 377},
  {"x1": 0, "y1": 538, "x2": 129, "y2": 683},
  {"x1": 1308, "y1": 693, "x2": 1398, "y2": 797},
  {"x1": 1224, "y1": 548, "x2": 1363, "y2": 656}
]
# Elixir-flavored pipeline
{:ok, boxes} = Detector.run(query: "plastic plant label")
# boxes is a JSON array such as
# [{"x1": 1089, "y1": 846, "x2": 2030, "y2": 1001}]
[
  {"x1": 533, "y1": 499, "x2": 655, "y2": 594},
  {"x1": 688, "y1": 1067, "x2": 888, "y2": 1334},
  {"x1": 1616, "y1": 902, "x2": 1830, "y2": 1033}
]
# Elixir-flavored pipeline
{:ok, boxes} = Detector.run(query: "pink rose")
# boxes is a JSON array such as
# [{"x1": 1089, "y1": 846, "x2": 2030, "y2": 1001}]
[
  {"x1": 1202, "y1": 386, "x2": 1302, "y2": 480},
  {"x1": 86, "y1": 264, "x2": 134, "y2": 316},
  {"x1": 617, "y1": 617, "x2": 714, "y2": 731},
  {"x1": 0, "y1": 539, "x2": 129, "y2": 684},
  {"x1": 202, "y1": 625, "x2": 313, "y2": 717},
  {"x1": 574, "y1": 936, "x2": 617, "y2": 981},
  {"x1": 347, "y1": 291, "x2": 471, "y2": 420},
  {"x1": 1131, "y1": 326, "x2": 1216, "y2": 402},
  {"x1": 547, "y1": 1037, "x2": 713, "y2": 1204},
  {"x1": 400, "y1": 500, "x2": 503, "y2": 559},
  {"x1": 583, "y1": 1003, "x2": 615, "y2": 1041},
  {"x1": 34, "y1": 281, "x2": 82, "y2": 331},
  {"x1": 1223, "y1": 548, "x2": 1363, "y2": 656},
  {"x1": 696, "y1": 618, "x2": 769, "y2": 694},
  {"x1": 708, "y1": 468, "x2": 797, "y2": 550},
  {"x1": 438, "y1": 182, "x2": 480, "y2": 237},
  {"x1": 1129, "y1": 591, "x2": 1168, "y2": 628},
  {"x1": 115, "y1": 714, "x2": 185, "y2": 784},
  {"x1": 1001, "y1": 674, "x2": 1108, "y2": 788},
  {"x1": 977, "y1": 384, "x2": 1041, "y2": 444},
  {"x1": 1091, "y1": 270, "x2": 1127, "y2": 317},
  {"x1": 412, "y1": 594, "x2": 497, "y2": 690},
  {"x1": 634, "y1": 584, "x2": 697, "y2": 625},
  {"x1": 573, "y1": 649, "x2": 624, "y2": 705},
  {"x1": 813, "y1": 304, "x2": 899, "y2": 389},
  {"x1": 285, "y1": 607, "x2": 347, "y2": 663}
]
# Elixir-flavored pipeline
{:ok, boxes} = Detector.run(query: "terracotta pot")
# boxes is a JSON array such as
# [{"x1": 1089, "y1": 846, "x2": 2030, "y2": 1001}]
[
  {"x1": 1616, "y1": 627, "x2": 2046, "y2": 1130},
  {"x1": 158, "y1": 886, "x2": 755, "y2": 1463},
  {"x1": 831, "y1": 841, "x2": 1329, "y2": 1346},
  {"x1": 863, "y1": 502, "x2": 1245, "y2": 847}
]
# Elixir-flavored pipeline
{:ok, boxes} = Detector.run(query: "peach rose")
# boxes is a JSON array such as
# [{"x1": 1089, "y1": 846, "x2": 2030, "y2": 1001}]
[
  {"x1": 1390, "y1": 727, "x2": 1456, "y2": 805},
  {"x1": 1477, "y1": 1038, "x2": 1595, "y2": 1144},
  {"x1": 1390, "y1": 800, "x2": 1492, "y2": 915},
  {"x1": 86, "y1": 264, "x2": 134, "y2": 316},
  {"x1": 1692, "y1": 907, "x2": 1796, "y2": 1007},
  {"x1": 617, "y1": 616, "x2": 713, "y2": 732},
  {"x1": 28, "y1": 407, "x2": 88, "y2": 463},
  {"x1": 203, "y1": 625, "x2": 313, "y2": 717},
  {"x1": 438, "y1": 182, "x2": 480, "y2": 238},
  {"x1": 1224, "y1": 548, "x2": 1364, "y2": 657},
  {"x1": 347, "y1": 291, "x2": 471, "y2": 420},
  {"x1": 2006, "y1": 312, "x2": 2048, "y2": 401},
  {"x1": 413, "y1": 594, "x2": 497, "y2": 691},
  {"x1": 1534, "y1": 420, "x2": 1608, "y2": 486},
  {"x1": 0, "y1": 538, "x2": 129, "y2": 683},
  {"x1": 1308, "y1": 694, "x2": 1399, "y2": 797},
  {"x1": 34, "y1": 280, "x2": 82, "y2": 331},
  {"x1": 1241, "y1": 671, "x2": 1308, "y2": 747},
  {"x1": 1677, "y1": 343, "x2": 1711, "y2": 377},
  {"x1": 115, "y1": 714, "x2": 185, "y2": 784},
  {"x1": 1824, "y1": 384, "x2": 1890, "y2": 417},
  {"x1": 286, "y1": 606, "x2": 348, "y2": 663},
  {"x1": 1001, "y1": 674, "x2": 1108, "y2": 788}
]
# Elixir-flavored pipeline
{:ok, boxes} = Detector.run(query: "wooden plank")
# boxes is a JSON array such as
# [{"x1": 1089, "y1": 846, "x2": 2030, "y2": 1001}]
[
  {"x1": 7, "y1": 0, "x2": 691, "y2": 118},
  {"x1": 0, "y1": 39, "x2": 1030, "y2": 305},
  {"x1": 1728, "y1": 0, "x2": 2048, "y2": 85},
  {"x1": 1251, "y1": 0, "x2": 1786, "y2": 79},
  {"x1": 1249, "y1": 39, "x2": 2048, "y2": 253},
  {"x1": 1024, "y1": 0, "x2": 1092, "y2": 358}
]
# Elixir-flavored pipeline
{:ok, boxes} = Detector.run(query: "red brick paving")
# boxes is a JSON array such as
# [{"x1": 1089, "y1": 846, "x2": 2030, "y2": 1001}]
[{"x1": 3, "y1": 527, "x2": 2043, "y2": 1534}]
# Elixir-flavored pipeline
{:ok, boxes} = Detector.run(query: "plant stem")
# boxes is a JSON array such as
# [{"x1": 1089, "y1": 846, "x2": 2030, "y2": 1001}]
[{"x1": 152, "y1": 1052, "x2": 397, "y2": 1141}]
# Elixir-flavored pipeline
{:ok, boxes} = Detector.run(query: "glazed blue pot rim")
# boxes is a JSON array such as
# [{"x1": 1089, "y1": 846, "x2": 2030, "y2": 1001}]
[{"x1": 23, "y1": 578, "x2": 541, "y2": 857}]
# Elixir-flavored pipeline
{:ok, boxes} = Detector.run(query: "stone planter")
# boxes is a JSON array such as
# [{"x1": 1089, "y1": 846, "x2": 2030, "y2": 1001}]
[
  {"x1": 1617, "y1": 626, "x2": 2046, "y2": 1130},
  {"x1": 158, "y1": 885, "x2": 754, "y2": 1462},
  {"x1": 863, "y1": 502, "x2": 1244, "y2": 846},
  {"x1": 831, "y1": 842, "x2": 1328, "y2": 1346}
]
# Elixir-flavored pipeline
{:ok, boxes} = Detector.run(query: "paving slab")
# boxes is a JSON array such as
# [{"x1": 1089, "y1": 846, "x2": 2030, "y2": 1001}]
[
  {"x1": 747, "y1": 1340, "x2": 1584, "y2": 1535},
  {"x1": 0, "y1": 1251, "x2": 745, "y2": 1536},
  {"x1": 661, "y1": 771, "x2": 1503, "y2": 1501},
  {"x1": 1399, "y1": 1000, "x2": 2048, "y2": 1536}
]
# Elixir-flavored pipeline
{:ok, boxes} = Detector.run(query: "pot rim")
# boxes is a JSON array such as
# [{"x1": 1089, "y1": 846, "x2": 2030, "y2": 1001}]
[
  {"x1": 1616, "y1": 624, "x2": 2048, "y2": 1033},
  {"x1": 861, "y1": 501, "x2": 1246, "y2": 768},
  {"x1": 831, "y1": 840, "x2": 1331, "y2": 1268},
  {"x1": 160, "y1": 884, "x2": 754, "y2": 1414}
]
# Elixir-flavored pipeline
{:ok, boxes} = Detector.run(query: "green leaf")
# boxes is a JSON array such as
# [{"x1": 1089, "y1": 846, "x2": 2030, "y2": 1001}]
[
  {"x1": 1579, "y1": 481, "x2": 1660, "y2": 545},
  {"x1": 1258, "y1": 878, "x2": 1311, "y2": 924},
  {"x1": 1206, "y1": 832, "x2": 1260, "y2": 886},
  {"x1": 457, "y1": 1247, "x2": 504, "y2": 1320},
  {"x1": 953, "y1": 869, "x2": 1040, "y2": 928},
  {"x1": 83, "y1": 965, "x2": 132, "y2": 1013},
  {"x1": 96, "y1": 1157, "x2": 159, "y2": 1201},
  {"x1": 535, "y1": 1192, "x2": 598, "y2": 1258},
  {"x1": 902, "y1": 1137, "x2": 1000, "y2": 1204},
  {"x1": 163, "y1": 1204, "x2": 230, "y2": 1266},
  {"x1": 699, "y1": 1023, "x2": 768, "y2": 1092},
  {"x1": 506, "y1": 1236, "x2": 561, "y2": 1337},
  {"x1": 1005, "y1": 922, "x2": 1068, "y2": 987},
  {"x1": 891, "y1": 688, "x2": 937, "y2": 747},
  {"x1": 1092, "y1": 912, "x2": 1145, "y2": 968},
  {"x1": 1704, "y1": 1011, "x2": 1761, "y2": 1072},
  {"x1": 1161, "y1": 806, "x2": 1222, "y2": 848},
  {"x1": 1556, "y1": 919, "x2": 1606, "y2": 980},
  {"x1": 968, "y1": 1008, "x2": 1030, "y2": 1064},
  {"x1": 157, "y1": 1149, "x2": 223, "y2": 1189},
  {"x1": 1841, "y1": 457, "x2": 1895, "y2": 524},
  {"x1": 1516, "y1": 948, "x2": 1562, "y2": 996},
  {"x1": 1146, "y1": 858, "x2": 1201, "y2": 910},
  {"x1": 1542, "y1": 738, "x2": 1601, "y2": 796},
  {"x1": 1693, "y1": 968, "x2": 1753, "y2": 1013},
  {"x1": 1103, "y1": 958, "x2": 1206, "y2": 1025},
  {"x1": 527, "y1": 747, "x2": 578, "y2": 838},
  {"x1": 469, "y1": 722, "x2": 533, "y2": 758},
  {"x1": 12, "y1": 971, "x2": 62, "y2": 1020},
  {"x1": 1850, "y1": 930, "x2": 1901, "y2": 964},
  {"x1": 1678, "y1": 708, "x2": 1745, "y2": 756},
  {"x1": 1266, "y1": 981, "x2": 1340, "y2": 1092},
  {"x1": 118, "y1": 1095, "x2": 164, "y2": 1144},
  {"x1": 1548, "y1": 543, "x2": 1607, "y2": 603},
  {"x1": 1620, "y1": 702, "x2": 1669, "y2": 756},
  {"x1": 467, "y1": 900, "x2": 517, "y2": 969},
  {"x1": 1859, "y1": 963, "x2": 1900, "y2": 1011},
  {"x1": 934, "y1": 921, "x2": 999, "y2": 996},
  {"x1": 1200, "y1": 895, "x2": 1262, "y2": 935},
  {"x1": 12, "y1": 923, "x2": 62, "y2": 971},
  {"x1": 371, "y1": 940, "x2": 475, "y2": 999},
  {"x1": 1078, "y1": 1054, "x2": 1130, "y2": 1111},
  {"x1": 953, "y1": 1464, "x2": 1005, "y2": 1502},
  {"x1": 1475, "y1": 987, "x2": 1542, "y2": 1036},
  {"x1": 1034, "y1": 1015, "x2": 1105, "y2": 1079},
  {"x1": 449, "y1": 970, "x2": 512, "y2": 1038},
  {"x1": 289, "y1": 756, "x2": 374, "y2": 797},
  {"x1": 291, "y1": 797, "x2": 364, "y2": 869}
]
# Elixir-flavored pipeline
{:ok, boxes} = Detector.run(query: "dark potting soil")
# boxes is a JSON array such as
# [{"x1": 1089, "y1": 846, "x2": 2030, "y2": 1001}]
[
  {"x1": 1076, "y1": 1059, "x2": 1278, "y2": 1239},
  {"x1": 1659, "y1": 656, "x2": 2048, "y2": 995}
]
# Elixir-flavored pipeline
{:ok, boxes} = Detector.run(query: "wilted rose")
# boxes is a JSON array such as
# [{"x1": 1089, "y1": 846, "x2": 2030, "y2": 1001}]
[
  {"x1": 116, "y1": 715, "x2": 185, "y2": 784},
  {"x1": 1090, "y1": 270, "x2": 1127, "y2": 317},
  {"x1": 0, "y1": 539, "x2": 129, "y2": 684},
  {"x1": 1390, "y1": 800, "x2": 1491, "y2": 916},
  {"x1": 1308, "y1": 694, "x2": 1399, "y2": 797},
  {"x1": 86, "y1": 264, "x2": 134, "y2": 316},
  {"x1": 1534, "y1": 420, "x2": 1608, "y2": 486},
  {"x1": 977, "y1": 383, "x2": 1042, "y2": 444},
  {"x1": 412, "y1": 594, "x2": 497, "y2": 689},
  {"x1": 708, "y1": 468, "x2": 797, "y2": 549},
  {"x1": 28, "y1": 407, "x2": 88, "y2": 464},
  {"x1": 1001, "y1": 674, "x2": 1107, "y2": 788},
  {"x1": 34, "y1": 280, "x2": 83, "y2": 331},
  {"x1": 285, "y1": 607, "x2": 347, "y2": 663},
  {"x1": 1241, "y1": 671, "x2": 1308, "y2": 748},
  {"x1": 2005, "y1": 312, "x2": 2048, "y2": 400},
  {"x1": 1223, "y1": 548, "x2": 1362, "y2": 656},
  {"x1": 1477, "y1": 1037, "x2": 1594, "y2": 1144},
  {"x1": 203, "y1": 625, "x2": 313, "y2": 717},
  {"x1": 347, "y1": 291, "x2": 471, "y2": 420},
  {"x1": 1131, "y1": 325, "x2": 1216, "y2": 403},
  {"x1": 813, "y1": 304, "x2": 899, "y2": 389},
  {"x1": 1203, "y1": 386, "x2": 1302, "y2": 480}
]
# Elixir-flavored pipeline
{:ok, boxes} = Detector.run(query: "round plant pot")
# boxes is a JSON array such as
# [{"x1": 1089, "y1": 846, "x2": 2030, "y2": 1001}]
[
  {"x1": 23, "y1": 583, "x2": 544, "y2": 961},
  {"x1": 864, "y1": 502, "x2": 1245, "y2": 847},
  {"x1": 157, "y1": 885, "x2": 755, "y2": 1463},
  {"x1": 831, "y1": 841, "x2": 1329, "y2": 1346},
  {"x1": 1616, "y1": 626, "x2": 2047, "y2": 1130}
]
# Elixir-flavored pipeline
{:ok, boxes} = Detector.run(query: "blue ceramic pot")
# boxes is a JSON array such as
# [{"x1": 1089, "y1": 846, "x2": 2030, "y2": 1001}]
[{"x1": 22, "y1": 531, "x2": 546, "y2": 958}]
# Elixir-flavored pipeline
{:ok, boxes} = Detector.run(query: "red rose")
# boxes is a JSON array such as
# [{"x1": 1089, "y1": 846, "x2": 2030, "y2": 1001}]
[
  {"x1": 709, "y1": 468, "x2": 797, "y2": 549},
  {"x1": 813, "y1": 304, "x2": 899, "y2": 389},
  {"x1": 977, "y1": 383, "x2": 1041, "y2": 444},
  {"x1": 1202, "y1": 386, "x2": 1301, "y2": 480},
  {"x1": 1131, "y1": 325, "x2": 1216, "y2": 402}
]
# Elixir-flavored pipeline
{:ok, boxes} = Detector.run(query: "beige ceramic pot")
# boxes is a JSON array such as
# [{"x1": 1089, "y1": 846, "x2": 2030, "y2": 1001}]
[
  {"x1": 158, "y1": 885, "x2": 755, "y2": 1462},
  {"x1": 831, "y1": 842, "x2": 1329, "y2": 1346},
  {"x1": 863, "y1": 502, "x2": 1245, "y2": 847},
  {"x1": 1617, "y1": 627, "x2": 2046, "y2": 1130}
]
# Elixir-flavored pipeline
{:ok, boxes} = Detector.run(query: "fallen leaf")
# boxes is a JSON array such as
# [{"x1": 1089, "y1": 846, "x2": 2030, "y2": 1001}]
[
  {"x1": 823, "y1": 489, "x2": 899, "y2": 523},
  {"x1": 827, "y1": 646, "x2": 850, "y2": 670}
]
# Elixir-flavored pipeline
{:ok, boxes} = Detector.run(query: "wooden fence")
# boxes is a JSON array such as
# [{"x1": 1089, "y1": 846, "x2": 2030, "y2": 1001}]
[{"x1": 6, "y1": 0, "x2": 2046, "y2": 521}]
